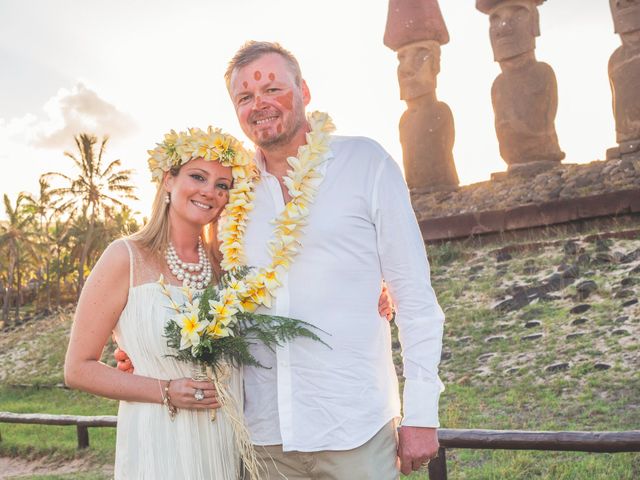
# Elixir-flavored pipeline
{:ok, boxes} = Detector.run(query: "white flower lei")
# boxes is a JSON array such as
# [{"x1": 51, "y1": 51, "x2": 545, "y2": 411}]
[{"x1": 219, "y1": 111, "x2": 335, "y2": 312}]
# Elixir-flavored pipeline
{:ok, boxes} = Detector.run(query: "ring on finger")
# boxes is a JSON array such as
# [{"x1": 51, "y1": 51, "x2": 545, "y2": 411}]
[{"x1": 194, "y1": 388, "x2": 205, "y2": 401}]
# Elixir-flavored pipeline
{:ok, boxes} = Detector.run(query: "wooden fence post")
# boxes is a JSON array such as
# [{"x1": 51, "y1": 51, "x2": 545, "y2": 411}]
[
  {"x1": 428, "y1": 447, "x2": 447, "y2": 480},
  {"x1": 76, "y1": 424, "x2": 89, "y2": 449}
]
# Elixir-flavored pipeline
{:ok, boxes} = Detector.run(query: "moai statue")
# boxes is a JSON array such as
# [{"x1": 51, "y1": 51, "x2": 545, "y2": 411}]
[
  {"x1": 607, "y1": 0, "x2": 640, "y2": 161},
  {"x1": 384, "y1": 0, "x2": 459, "y2": 193},
  {"x1": 477, "y1": 0, "x2": 565, "y2": 174}
]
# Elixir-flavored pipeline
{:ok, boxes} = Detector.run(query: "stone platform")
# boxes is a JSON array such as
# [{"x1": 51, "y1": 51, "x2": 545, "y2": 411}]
[{"x1": 411, "y1": 157, "x2": 640, "y2": 242}]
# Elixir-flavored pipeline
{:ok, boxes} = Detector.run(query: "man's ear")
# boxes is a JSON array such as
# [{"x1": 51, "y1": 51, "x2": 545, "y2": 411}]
[{"x1": 301, "y1": 79, "x2": 311, "y2": 106}]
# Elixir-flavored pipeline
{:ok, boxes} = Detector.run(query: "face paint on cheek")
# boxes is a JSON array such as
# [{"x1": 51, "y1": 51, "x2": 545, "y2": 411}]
[
  {"x1": 277, "y1": 125, "x2": 283, "y2": 134},
  {"x1": 268, "y1": 73, "x2": 276, "y2": 81},
  {"x1": 275, "y1": 91, "x2": 294, "y2": 111},
  {"x1": 243, "y1": 81, "x2": 248, "y2": 88},
  {"x1": 254, "y1": 71, "x2": 262, "y2": 81}
]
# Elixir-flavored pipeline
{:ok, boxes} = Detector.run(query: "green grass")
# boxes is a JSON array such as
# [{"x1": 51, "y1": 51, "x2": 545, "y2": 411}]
[
  {"x1": 1, "y1": 226, "x2": 639, "y2": 478},
  {"x1": 0, "y1": 386, "x2": 117, "y2": 463},
  {"x1": 9, "y1": 474, "x2": 111, "y2": 480}
]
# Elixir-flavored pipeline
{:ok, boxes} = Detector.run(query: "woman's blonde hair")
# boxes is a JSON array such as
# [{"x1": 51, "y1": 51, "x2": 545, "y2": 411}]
[{"x1": 129, "y1": 168, "x2": 223, "y2": 280}]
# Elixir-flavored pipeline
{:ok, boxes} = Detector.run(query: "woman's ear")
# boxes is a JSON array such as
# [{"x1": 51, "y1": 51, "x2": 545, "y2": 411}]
[{"x1": 163, "y1": 171, "x2": 173, "y2": 193}]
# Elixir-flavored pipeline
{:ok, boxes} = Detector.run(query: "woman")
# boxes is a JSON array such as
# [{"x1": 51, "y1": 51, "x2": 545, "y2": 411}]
[
  {"x1": 64, "y1": 127, "x2": 251, "y2": 479},
  {"x1": 64, "y1": 126, "x2": 395, "y2": 479}
]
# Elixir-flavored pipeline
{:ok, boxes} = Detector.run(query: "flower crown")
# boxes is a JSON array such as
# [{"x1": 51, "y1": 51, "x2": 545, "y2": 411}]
[{"x1": 148, "y1": 126, "x2": 253, "y2": 183}]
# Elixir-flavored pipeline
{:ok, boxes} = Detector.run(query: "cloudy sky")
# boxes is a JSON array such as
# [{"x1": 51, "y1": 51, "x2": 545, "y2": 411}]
[{"x1": 0, "y1": 0, "x2": 619, "y2": 219}]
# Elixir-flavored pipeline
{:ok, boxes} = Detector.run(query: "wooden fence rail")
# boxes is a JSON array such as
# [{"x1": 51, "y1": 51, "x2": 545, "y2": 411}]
[
  {"x1": 0, "y1": 412, "x2": 116, "y2": 449},
  {"x1": 428, "y1": 428, "x2": 640, "y2": 480},
  {"x1": 2, "y1": 412, "x2": 639, "y2": 476}
]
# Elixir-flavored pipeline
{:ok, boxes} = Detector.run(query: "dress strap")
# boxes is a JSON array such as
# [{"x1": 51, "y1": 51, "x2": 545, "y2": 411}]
[{"x1": 121, "y1": 239, "x2": 134, "y2": 288}]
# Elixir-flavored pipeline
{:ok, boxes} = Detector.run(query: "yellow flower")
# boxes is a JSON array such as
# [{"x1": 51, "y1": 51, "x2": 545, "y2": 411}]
[
  {"x1": 251, "y1": 285, "x2": 272, "y2": 309},
  {"x1": 240, "y1": 297, "x2": 258, "y2": 312},
  {"x1": 219, "y1": 288, "x2": 241, "y2": 308},
  {"x1": 178, "y1": 312, "x2": 208, "y2": 350},
  {"x1": 263, "y1": 269, "x2": 281, "y2": 293},
  {"x1": 227, "y1": 279, "x2": 247, "y2": 295},
  {"x1": 208, "y1": 299, "x2": 238, "y2": 319},
  {"x1": 207, "y1": 320, "x2": 232, "y2": 338}
]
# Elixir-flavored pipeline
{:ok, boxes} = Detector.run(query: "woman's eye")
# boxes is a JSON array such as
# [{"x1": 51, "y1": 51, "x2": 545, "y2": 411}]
[
  {"x1": 190, "y1": 174, "x2": 205, "y2": 182},
  {"x1": 217, "y1": 183, "x2": 230, "y2": 191}
]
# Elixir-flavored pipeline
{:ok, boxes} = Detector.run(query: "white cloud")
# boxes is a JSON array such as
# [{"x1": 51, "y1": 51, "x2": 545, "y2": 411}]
[
  {"x1": 28, "y1": 82, "x2": 138, "y2": 149},
  {"x1": 0, "y1": 83, "x2": 140, "y2": 214}
]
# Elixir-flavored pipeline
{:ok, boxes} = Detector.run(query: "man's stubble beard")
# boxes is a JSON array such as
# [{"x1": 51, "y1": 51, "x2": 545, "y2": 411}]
[{"x1": 254, "y1": 108, "x2": 307, "y2": 151}]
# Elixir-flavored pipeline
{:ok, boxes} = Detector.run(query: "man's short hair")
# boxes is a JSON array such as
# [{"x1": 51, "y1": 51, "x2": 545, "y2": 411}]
[{"x1": 225, "y1": 41, "x2": 302, "y2": 89}]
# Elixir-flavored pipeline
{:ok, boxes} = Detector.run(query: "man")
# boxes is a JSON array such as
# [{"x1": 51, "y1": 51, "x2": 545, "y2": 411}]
[
  {"x1": 117, "y1": 41, "x2": 444, "y2": 478},
  {"x1": 224, "y1": 41, "x2": 444, "y2": 478}
]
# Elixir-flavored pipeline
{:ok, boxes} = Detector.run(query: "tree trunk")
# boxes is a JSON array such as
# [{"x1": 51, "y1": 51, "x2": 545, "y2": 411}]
[
  {"x1": 77, "y1": 208, "x2": 96, "y2": 299},
  {"x1": 34, "y1": 268, "x2": 41, "y2": 313},
  {"x1": 56, "y1": 250, "x2": 62, "y2": 308},
  {"x1": 15, "y1": 252, "x2": 21, "y2": 325},
  {"x1": 3, "y1": 247, "x2": 15, "y2": 324},
  {"x1": 46, "y1": 260, "x2": 51, "y2": 311},
  {"x1": 2, "y1": 280, "x2": 11, "y2": 324}
]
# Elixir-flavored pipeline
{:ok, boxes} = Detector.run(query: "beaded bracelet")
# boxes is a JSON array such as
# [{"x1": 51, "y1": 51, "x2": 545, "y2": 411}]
[{"x1": 159, "y1": 379, "x2": 178, "y2": 420}]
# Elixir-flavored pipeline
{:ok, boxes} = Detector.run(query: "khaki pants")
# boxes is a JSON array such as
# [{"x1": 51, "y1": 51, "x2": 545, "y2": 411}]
[{"x1": 253, "y1": 421, "x2": 399, "y2": 480}]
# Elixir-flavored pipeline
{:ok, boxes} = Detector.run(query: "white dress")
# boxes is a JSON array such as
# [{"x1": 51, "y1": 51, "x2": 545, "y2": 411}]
[{"x1": 112, "y1": 240, "x2": 243, "y2": 479}]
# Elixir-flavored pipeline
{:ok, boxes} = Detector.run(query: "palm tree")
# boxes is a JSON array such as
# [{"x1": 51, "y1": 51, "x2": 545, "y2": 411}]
[
  {"x1": 0, "y1": 193, "x2": 37, "y2": 325},
  {"x1": 45, "y1": 134, "x2": 138, "y2": 296},
  {"x1": 49, "y1": 218, "x2": 73, "y2": 307},
  {"x1": 23, "y1": 177, "x2": 75, "y2": 311}
]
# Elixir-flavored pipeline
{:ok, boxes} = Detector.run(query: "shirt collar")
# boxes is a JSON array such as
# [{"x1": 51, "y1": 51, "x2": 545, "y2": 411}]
[{"x1": 253, "y1": 137, "x2": 336, "y2": 178}]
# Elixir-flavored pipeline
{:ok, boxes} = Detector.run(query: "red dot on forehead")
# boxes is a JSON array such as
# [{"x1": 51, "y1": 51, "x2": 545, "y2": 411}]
[
  {"x1": 243, "y1": 81, "x2": 248, "y2": 88},
  {"x1": 269, "y1": 72, "x2": 276, "y2": 81},
  {"x1": 254, "y1": 71, "x2": 262, "y2": 81}
]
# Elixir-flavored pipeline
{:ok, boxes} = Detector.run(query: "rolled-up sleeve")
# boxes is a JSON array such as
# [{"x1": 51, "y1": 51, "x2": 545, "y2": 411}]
[{"x1": 371, "y1": 157, "x2": 445, "y2": 427}]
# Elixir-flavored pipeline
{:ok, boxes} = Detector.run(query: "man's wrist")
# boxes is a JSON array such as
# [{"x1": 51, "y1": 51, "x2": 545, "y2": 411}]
[{"x1": 402, "y1": 378, "x2": 444, "y2": 427}]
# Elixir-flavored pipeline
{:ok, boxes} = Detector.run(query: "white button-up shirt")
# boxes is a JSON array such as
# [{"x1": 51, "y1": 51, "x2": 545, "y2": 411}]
[{"x1": 243, "y1": 135, "x2": 445, "y2": 452}]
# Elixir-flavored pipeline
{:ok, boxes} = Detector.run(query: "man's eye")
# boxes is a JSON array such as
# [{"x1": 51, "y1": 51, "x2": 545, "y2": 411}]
[
  {"x1": 266, "y1": 88, "x2": 279, "y2": 93},
  {"x1": 238, "y1": 96, "x2": 250, "y2": 105}
]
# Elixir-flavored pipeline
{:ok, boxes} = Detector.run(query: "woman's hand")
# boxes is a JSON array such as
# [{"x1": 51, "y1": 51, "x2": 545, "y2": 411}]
[{"x1": 167, "y1": 378, "x2": 221, "y2": 410}]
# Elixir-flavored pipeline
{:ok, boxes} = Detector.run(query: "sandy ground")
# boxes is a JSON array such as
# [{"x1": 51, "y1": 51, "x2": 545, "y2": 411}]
[{"x1": 0, "y1": 456, "x2": 113, "y2": 479}]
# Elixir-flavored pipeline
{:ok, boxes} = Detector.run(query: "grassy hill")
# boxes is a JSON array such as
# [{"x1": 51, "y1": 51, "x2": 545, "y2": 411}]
[
  {"x1": 0, "y1": 225, "x2": 639, "y2": 479},
  {"x1": 422, "y1": 225, "x2": 640, "y2": 478}
]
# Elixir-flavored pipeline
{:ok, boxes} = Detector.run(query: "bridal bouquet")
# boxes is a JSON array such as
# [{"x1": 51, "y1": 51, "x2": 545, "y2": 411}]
[
  {"x1": 160, "y1": 266, "x2": 326, "y2": 480},
  {"x1": 161, "y1": 265, "x2": 326, "y2": 369}
]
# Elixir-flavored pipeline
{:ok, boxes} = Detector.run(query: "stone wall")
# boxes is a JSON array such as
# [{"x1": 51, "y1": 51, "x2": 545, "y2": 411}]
[{"x1": 411, "y1": 157, "x2": 640, "y2": 241}]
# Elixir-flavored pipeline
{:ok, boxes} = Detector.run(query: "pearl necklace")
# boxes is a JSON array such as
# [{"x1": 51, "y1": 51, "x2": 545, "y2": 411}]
[{"x1": 165, "y1": 239, "x2": 212, "y2": 289}]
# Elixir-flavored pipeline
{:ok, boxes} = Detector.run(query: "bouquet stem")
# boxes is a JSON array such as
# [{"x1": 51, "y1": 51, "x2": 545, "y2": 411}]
[{"x1": 191, "y1": 361, "x2": 217, "y2": 421}]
